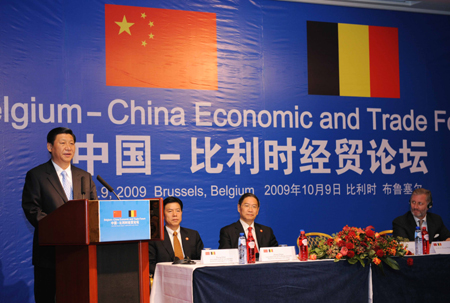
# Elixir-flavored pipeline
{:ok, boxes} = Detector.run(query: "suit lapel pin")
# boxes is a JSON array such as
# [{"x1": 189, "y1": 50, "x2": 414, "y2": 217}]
[
  {"x1": 186, "y1": 237, "x2": 189, "y2": 241},
  {"x1": 260, "y1": 229, "x2": 263, "y2": 233}
]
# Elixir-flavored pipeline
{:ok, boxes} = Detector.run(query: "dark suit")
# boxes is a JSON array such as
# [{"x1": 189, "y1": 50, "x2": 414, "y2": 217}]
[
  {"x1": 218, "y1": 221, "x2": 278, "y2": 249},
  {"x1": 149, "y1": 226, "x2": 204, "y2": 274},
  {"x1": 22, "y1": 160, "x2": 97, "y2": 301},
  {"x1": 393, "y1": 211, "x2": 450, "y2": 242}
]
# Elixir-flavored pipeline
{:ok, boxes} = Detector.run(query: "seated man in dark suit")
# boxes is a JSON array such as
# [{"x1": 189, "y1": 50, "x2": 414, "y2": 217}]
[
  {"x1": 393, "y1": 188, "x2": 450, "y2": 242},
  {"x1": 219, "y1": 193, "x2": 278, "y2": 250},
  {"x1": 149, "y1": 196, "x2": 204, "y2": 275}
]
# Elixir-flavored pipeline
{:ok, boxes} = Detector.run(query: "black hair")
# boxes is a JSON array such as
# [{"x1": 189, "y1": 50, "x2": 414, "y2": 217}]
[
  {"x1": 47, "y1": 127, "x2": 76, "y2": 145},
  {"x1": 238, "y1": 193, "x2": 260, "y2": 207},
  {"x1": 163, "y1": 196, "x2": 183, "y2": 211}
]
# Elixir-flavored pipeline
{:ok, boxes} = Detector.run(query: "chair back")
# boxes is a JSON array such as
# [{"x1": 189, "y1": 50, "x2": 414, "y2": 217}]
[
  {"x1": 378, "y1": 230, "x2": 393, "y2": 236},
  {"x1": 297, "y1": 232, "x2": 332, "y2": 248}
]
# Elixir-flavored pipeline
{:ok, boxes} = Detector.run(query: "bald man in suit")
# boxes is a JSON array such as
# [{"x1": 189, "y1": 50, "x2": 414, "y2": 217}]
[
  {"x1": 149, "y1": 197, "x2": 204, "y2": 275},
  {"x1": 22, "y1": 127, "x2": 97, "y2": 303},
  {"x1": 219, "y1": 193, "x2": 278, "y2": 250}
]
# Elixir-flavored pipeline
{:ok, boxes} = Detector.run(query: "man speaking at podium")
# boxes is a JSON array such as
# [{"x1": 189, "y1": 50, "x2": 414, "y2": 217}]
[{"x1": 22, "y1": 127, "x2": 97, "y2": 303}]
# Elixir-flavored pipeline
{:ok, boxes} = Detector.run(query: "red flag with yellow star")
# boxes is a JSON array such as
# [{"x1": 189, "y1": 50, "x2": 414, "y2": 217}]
[{"x1": 105, "y1": 4, "x2": 217, "y2": 90}]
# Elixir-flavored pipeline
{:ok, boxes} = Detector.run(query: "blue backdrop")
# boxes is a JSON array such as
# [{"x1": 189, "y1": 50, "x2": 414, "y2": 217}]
[{"x1": 1, "y1": 0, "x2": 450, "y2": 301}]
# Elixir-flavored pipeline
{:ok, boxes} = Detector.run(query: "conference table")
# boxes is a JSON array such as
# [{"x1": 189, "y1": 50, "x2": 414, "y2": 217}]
[{"x1": 151, "y1": 254, "x2": 450, "y2": 303}]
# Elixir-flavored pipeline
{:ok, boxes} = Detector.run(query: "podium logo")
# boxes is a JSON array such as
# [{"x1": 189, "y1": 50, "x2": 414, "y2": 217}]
[
  {"x1": 105, "y1": 4, "x2": 217, "y2": 90},
  {"x1": 113, "y1": 210, "x2": 122, "y2": 218},
  {"x1": 307, "y1": 21, "x2": 400, "y2": 98},
  {"x1": 129, "y1": 210, "x2": 137, "y2": 217}
]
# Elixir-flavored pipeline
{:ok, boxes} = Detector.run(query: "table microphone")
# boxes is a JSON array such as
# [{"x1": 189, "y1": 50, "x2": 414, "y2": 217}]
[{"x1": 97, "y1": 175, "x2": 121, "y2": 200}]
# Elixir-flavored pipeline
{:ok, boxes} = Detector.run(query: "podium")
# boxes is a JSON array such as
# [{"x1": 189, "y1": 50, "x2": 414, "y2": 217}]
[{"x1": 39, "y1": 199, "x2": 164, "y2": 303}]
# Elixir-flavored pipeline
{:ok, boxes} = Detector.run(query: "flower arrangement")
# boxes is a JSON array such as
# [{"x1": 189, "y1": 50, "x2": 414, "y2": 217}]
[{"x1": 309, "y1": 225, "x2": 408, "y2": 273}]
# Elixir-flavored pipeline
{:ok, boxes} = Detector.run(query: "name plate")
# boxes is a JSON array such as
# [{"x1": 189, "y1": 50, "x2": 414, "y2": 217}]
[
  {"x1": 259, "y1": 246, "x2": 296, "y2": 262},
  {"x1": 430, "y1": 241, "x2": 450, "y2": 254},
  {"x1": 99, "y1": 200, "x2": 150, "y2": 242},
  {"x1": 201, "y1": 249, "x2": 239, "y2": 264}
]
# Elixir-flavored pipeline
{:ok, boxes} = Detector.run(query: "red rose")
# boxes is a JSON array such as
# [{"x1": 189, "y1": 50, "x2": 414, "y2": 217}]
[
  {"x1": 407, "y1": 258, "x2": 413, "y2": 266},
  {"x1": 337, "y1": 241, "x2": 345, "y2": 247},
  {"x1": 376, "y1": 249, "x2": 384, "y2": 258},
  {"x1": 346, "y1": 243, "x2": 354, "y2": 250},
  {"x1": 327, "y1": 238, "x2": 334, "y2": 246},
  {"x1": 347, "y1": 250, "x2": 355, "y2": 258},
  {"x1": 366, "y1": 230, "x2": 375, "y2": 238}
]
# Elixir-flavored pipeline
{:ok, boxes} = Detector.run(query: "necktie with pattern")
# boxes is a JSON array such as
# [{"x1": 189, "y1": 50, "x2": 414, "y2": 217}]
[{"x1": 61, "y1": 170, "x2": 73, "y2": 201}]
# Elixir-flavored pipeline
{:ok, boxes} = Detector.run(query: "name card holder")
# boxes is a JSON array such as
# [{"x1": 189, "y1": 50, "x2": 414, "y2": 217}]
[
  {"x1": 201, "y1": 249, "x2": 239, "y2": 264},
  {"x1": 430, "y1": 241, "x2": 450, "y2": 254},
  {"x1": 259, "y1": 246, "x2": 296, "y2": 262}
]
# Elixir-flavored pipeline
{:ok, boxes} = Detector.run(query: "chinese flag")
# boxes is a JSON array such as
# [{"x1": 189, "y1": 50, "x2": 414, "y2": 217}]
[
  {"x1": 105, "y1": 4, "x2": 217, "y2": 90},
  {"x1": 113, "y1": 210, "x2": 122, "y2": 218}
]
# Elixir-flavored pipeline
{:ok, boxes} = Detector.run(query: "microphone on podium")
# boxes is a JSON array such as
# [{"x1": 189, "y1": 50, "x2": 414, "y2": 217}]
[
  {"x1": 96, "y1": 175, "x2": 121, "y2": 200},
  {"x1": 81, "y1": 176, "x2": 85, "y2": 199}
]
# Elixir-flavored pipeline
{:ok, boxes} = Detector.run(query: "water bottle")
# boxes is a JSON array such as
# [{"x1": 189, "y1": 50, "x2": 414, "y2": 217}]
[
  {"x1": 422, "y1": 227, "x2": 429, "y2": 255},
  {"x1": 298, "y1": 229, "x2": 308, "y2": 261},
  {"x1": 238, "y1": 233, "x2": 247, "y2": 264},
  {"x1": 414, "y1": 226, "x2": 422, "y2": 255}
]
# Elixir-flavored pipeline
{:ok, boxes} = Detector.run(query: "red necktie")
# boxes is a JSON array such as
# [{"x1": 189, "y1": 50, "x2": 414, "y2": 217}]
[{"x1": 247, "y1": 227, "x2": 258, "y2": 254}]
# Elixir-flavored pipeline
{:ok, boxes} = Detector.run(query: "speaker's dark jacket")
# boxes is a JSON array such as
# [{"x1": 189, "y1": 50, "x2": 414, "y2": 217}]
[{"x1": 22, "y1": 160, "x2": 97, "y2": 268}]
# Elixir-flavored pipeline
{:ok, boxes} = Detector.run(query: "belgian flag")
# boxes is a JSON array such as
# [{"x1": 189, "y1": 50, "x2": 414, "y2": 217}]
[
  {"x1": 129, "y1": 210, "x2": 137, "y2": 217},
  {"x1": 307, "y1": 21, "x2": 400, "y2": 98}
]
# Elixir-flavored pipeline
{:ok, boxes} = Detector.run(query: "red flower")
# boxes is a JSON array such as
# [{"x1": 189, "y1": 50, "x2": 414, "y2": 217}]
[
  {"x1": 346, "y1": 242, "x2": 354, "y2": 250},
  {"x1": 376, "y1": 250, "x2": 384, "y2": 258},
  {"x1": 407, "y1": 258, "x2": 413, "y2": 266},
  {"x1": 310, "y1": 254, "x2": 317, "y2": 260},
  {"x1": 373, "y1": 257, "x2": 381, "y2": 265},
  {"x1": 347, "y1": 250, "x2": 355, "y2": 258},
  {"x1": 366, "y1": 230, "x2": 375, "y2": 238},
  {"x1": 337, "y1": 241, "x2": 345, "y2": 247},
  {"x1": 365, "y1": 225, "x2": 375, "y2": 232},
  {"x1": 326, "y1": 238, "x2": 334, "y2": 246}
]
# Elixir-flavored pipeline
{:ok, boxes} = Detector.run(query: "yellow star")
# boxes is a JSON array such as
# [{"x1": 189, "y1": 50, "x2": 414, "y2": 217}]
[
  {"x1": 115, "y1": 15, "x2": 134, "y2": 35},
  {"x1": 142, "y1": 40, "x2": 147, "y2": 47},
  {"x1": 149, "y1": 21, "x2": 154, "y2": 27},
  {"x1": 148, "y1": 33, "x2": 154, "y2": 39},
  {"x1": 141, "y1": 13, "x2": 147, "y2": 19}
]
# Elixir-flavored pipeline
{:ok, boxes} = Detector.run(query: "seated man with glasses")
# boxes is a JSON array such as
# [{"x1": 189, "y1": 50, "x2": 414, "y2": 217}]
[
  {"x1": 218, "y1": 193, "x2": 278, "y2": 250},
  {"x1": 393, "y1": 188, "x2": 450, "y2": 242}
]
